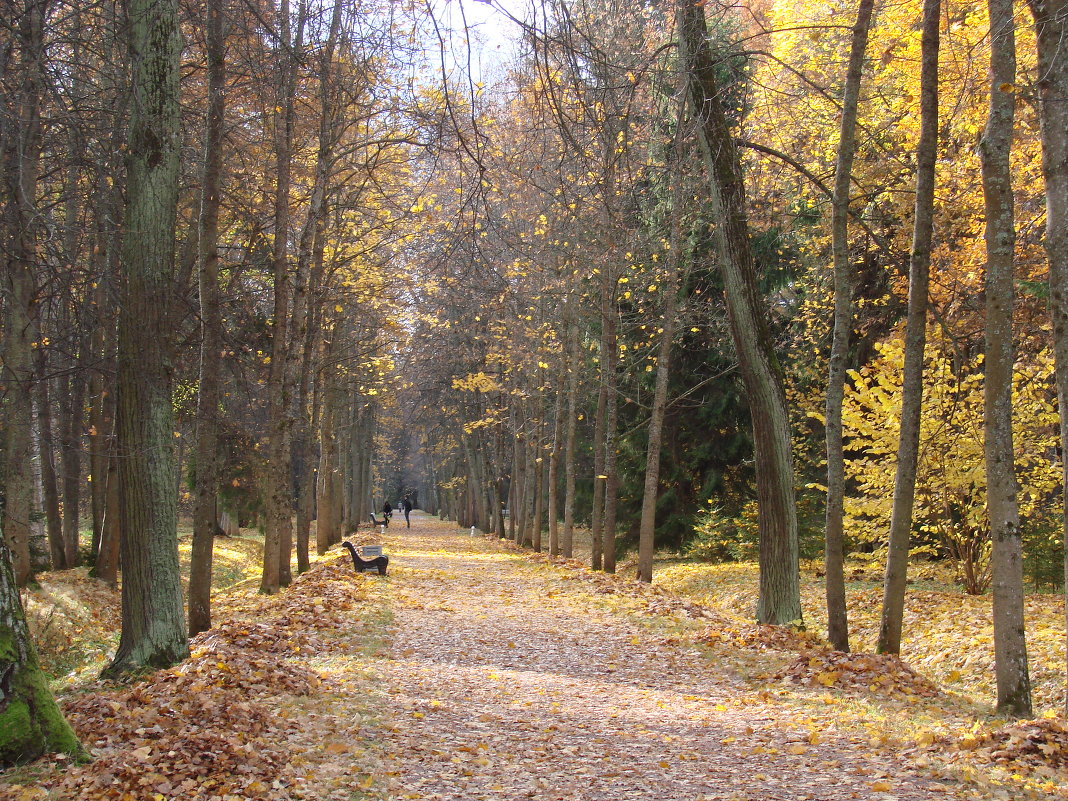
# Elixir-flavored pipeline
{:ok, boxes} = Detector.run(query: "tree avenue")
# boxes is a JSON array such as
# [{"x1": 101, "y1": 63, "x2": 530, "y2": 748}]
[{"x1": 4, "y1": 0, "x2": 1068, "y2": 769}]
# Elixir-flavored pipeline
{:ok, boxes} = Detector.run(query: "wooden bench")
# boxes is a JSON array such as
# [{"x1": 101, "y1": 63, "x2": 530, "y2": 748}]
[
  {"x1": 369, "y1": 512, "x2": 390, "y2": 530},
  {"x1": 342, "y1": 541, "x2": 388, "y2": 575}
]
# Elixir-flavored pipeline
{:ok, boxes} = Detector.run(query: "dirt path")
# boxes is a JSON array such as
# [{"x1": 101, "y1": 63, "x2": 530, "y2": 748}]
[{"x1": 372, "y1": 515, "x2": 966, "y2": 801}]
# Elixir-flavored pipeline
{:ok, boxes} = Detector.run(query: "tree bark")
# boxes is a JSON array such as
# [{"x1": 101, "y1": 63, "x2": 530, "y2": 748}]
[
  {"x1": 1026, "y1": 0, "x2": 1068, "y2": 718},
  {"x1": 677, "y1": 0, "x2": 801, "y2": 624},
  {"x1": 561, "y1": 314, "x2": 581, "y2": 558},
  {"x1": 59, "y1": 368, "x2": 86, "y2": 567},
  {"x1": 35, "y1": 353, "x2": 65, "y2": 570},
  {"x1": 1, "y1": 0, "x2": 49, "y2": 587},
  {"x1": 824, "y1": 0, "x2": 875, "y2": 653},
  {"x1": 877, "y1": 0, "x2": 939, "y2": 655},
  {"x1": 980, "y1": 0, "x2": 1032, "y2": 718},
  {"x1": 637, "y1": 271, "x2": 679, "y2": 584},
  {"x1": 0, "y1": 537, "x2": 83, "y2": 766},
  {"x1": 104, "y1": 0, "x2": 188, "y2": 676},
  {"x1": 262, "y1": 0, "x2": 306, "y2": 594},
  {"x1": 602, "y1": 296, "x2": 620, "y2": 574},
  {"x1": 189, "y1": 0, "x2": 227, "y2": 637}
]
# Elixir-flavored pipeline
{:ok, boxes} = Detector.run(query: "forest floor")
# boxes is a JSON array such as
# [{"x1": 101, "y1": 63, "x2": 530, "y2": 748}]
[{"x1": 3, "y1": 514, "x2": 1067, "y2": 801}]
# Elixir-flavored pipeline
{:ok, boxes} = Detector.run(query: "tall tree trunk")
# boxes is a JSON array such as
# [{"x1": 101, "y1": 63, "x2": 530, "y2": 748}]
[
  {"x1": 104, "y1": 0, "x2": 189, "y2": 676},
  {"x1": 877, "y1": 0, "x2": 939, "y2": 655},
  {"x1": 561, "y1": 316, "x2": 581, "y2": 558},
  {"x1": 678, "y1": 0, "x2": 801, "y2": 624},
  {"x1": 590, "y1": 309, "x2": 608, "y2": 570},
  {"x1": 261, "y1": 0, "x2": 304, "y2": 594},
  {"x1": 824, "y1": 0, "x2": 875, "y2": 653},
  {"x1": 547, "y1": 343, "x2": 566, "y2": 555},
  {"x1": 60, "y1": 368, "x2": 86, "y2": 567},
  {"x1": 980, "y1": 0, "x2": 1032, "y2": 718},
  {"x1": 94, "y1": 454, "x2": 121, "y2": 587},
  {"x1": 602, "y1": 289, "x2": 620, "y2": 573},
  {"x1": 316, "y1": 380, "x2": 339, "y2": 554},
  {"x1": 1026, "y1": 0, "x2": 1068, "y2": 717},
  {"x1": 189, "y1": 0, "x2": 227, "y2": 637},
  {"x1": 1, "y1": 0, "x2": 48, "y2": 587},
  {"x1": 35, "y1": 353, "x2": 64, "y2": 569},
  {"x1": 637, "y1": 279, "x2": 679, "y2": 584}
]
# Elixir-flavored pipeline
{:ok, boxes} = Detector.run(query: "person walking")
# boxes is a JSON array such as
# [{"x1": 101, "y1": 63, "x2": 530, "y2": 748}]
[{"x1": 402, "y1": 497, "x2": 413, "y2": 528}]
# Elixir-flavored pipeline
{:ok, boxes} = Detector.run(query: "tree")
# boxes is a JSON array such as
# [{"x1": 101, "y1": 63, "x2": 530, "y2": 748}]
[
  {"x1": 676, "y1": 0, "x2": 801, "y2": 625},
  {"x1": 1, "y1": 0, "x2": 49, "y2": 586},
  {"x1": 824, "y1": 0, "x2": 876, "y2": 653},
  {"x1": 877, "y1": 0, "x2": 939, "y2": 655},
  {"x1": 189, "y1": 0, "x2": 228, "y2": 637},
  {"x1": 104, "y1": 0, "x2": 189, "y2": 676},
  {"x1": 0, "y1": 539, "x2": 83, "y2": 767},
  {"x1": 980, "y1": 0, "x2": 1031, "y2": 717},
  {"x1": 1026, "y1": 0, "x2": 1068, "y2": 717}
]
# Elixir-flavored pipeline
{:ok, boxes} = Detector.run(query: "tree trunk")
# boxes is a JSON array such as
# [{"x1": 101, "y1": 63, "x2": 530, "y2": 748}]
[
  {"x1": 590, "y1": 316, "x2": 608, "y2": 569},
  {"x1": 1026, "y1": 0, "x2": 1068, "y2": 718},
  {"x1": 104, "y1": 0, "x2": 188, "y2": 676},
  {"x1": 877, "y1": 0, "x2": 939, "y2": 655},
  {"x1": 35, "y1": 353, "x2": 65, "y2": 570},
  {"x1": 602, "y1": 290, "x2": 620, "y2": 574},
  {"x1": 637, "y1": 277, "x2": 679, "y2": 584},
  {"x1": 678, "y1": 0, "x2": 801, "y2": 624},
  {"x1": 824, "y1": 0, "x2": 875, "y2": 653},
  {"x1": 561, "y1": 316, "x2": 581, "y2": 559},
  {"x1": 261, "y1": 0, "x2": 304, "y2": 594},
  {"x1": 0, "y1": 538, "x2": 83, "y2": 767},
  {"x1": 1, "y1": 0, "x2": 48, "y2": 587},
  {"x1": 59, "y1": 368, "x2": 86, "y2": 567},
  {"x1": 189, "y1": 0, "x2": 227, "y2": 637},
  {"x1": 980, "y1": 0, "x2": 1032, "y2": 718},
  {"x1": 547, "y1": 345, "x2": 565, "y2": 555}
]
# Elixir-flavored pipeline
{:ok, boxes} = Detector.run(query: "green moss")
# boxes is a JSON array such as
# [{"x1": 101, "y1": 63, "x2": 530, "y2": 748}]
[{"x1": 0, "y1": 630, "x2": 84, "y2": 767}]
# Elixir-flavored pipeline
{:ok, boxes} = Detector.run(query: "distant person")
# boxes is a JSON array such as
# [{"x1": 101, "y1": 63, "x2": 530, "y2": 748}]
[
  {"x1": 402, "y1": 497, "x2": 413, "y2": 527},
  {"x1": 382, "y1": 501, "x2": 393, "y2": 525}
]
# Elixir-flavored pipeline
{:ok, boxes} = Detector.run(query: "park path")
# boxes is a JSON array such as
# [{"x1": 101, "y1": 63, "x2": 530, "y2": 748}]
[{"x1": 373, "y1": 514, "x2": 963, "y2": 801}]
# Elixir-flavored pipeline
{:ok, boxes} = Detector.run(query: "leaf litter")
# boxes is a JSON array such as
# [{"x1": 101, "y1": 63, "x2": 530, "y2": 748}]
[{"x1": 3, "y1": 515, "x2": 1066, "y2": 801}]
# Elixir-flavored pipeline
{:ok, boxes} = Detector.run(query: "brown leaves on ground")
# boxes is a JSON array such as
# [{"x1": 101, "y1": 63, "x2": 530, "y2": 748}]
[
  {"x1": 947, "y1": 717, "x2": 1068, "y2": 772},
  {"x1": 775, "y1": 650, "x2": 941, "y2": 699},
  {"x1": 4, "y1": 553, "x2": 374, "y2": 801}
]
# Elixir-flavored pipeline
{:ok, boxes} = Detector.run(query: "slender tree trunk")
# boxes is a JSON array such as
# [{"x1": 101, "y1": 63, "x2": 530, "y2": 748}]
[
  {"x1": 678, "y1": 0, "x2": 801, "y2": 624},
  {"x1": 104, "y1": 0, "x2": 188, "y2": 676},
  {"x1": 1026, "y1": 0, "x2": 1068, "y2": 717},
  {"x1": 824, "y1": 0, "x2": 875, "y2": 653},
  {"x1": 1, "y1": 0, "x2": 49, "y2": 587},
  {"x1": 602, "y1": 288, "x2": 620, "y2": 573},
  {"x1": 637, "y1": 294, "x2": 678, "y2": 583},
  {"x1": 59, "y1": 365, "x2": 86, "y2": 567},
  {"x1": 532, "y1": 433, "x2": 545, "y2": 552},
  {"x1": 980, "y1": 0, "x2": 1032, "y2": 718},
  {"x1": 316, "y1": 382, "x2": 339, "y2": 554},
  {"x1": 877, "y1": 0, "x2": 939, "y2": 654},
  {"x1": 189, "y1": 0, "x2": 227, "y2": 637},
  {"x1": 35, "y1": 353, "x2": 64, "y2": 569},
  {"x1": 547, "y1": 363, "x2": 565, "y2": 555},
  {"x1": 591, "y1": 319, "x2": 608, "y2": 568},
  {"x1": 261, "y1": 0, "x2": 304, "y2": 594},
  {"x1": 93, "y1": 426, "x2": 121, "y2": 587},
  {"x1": 522, "y1": 428, "x2": 537, "y2": 547},
  {"x1": 561, "y1": 316, "x2": 581, "y2": 558}
]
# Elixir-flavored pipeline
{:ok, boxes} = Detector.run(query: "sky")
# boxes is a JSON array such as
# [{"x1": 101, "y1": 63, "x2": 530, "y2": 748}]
[{"x1": 432, "y1": 0, "x2": 531, "y2": 82}]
